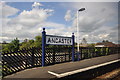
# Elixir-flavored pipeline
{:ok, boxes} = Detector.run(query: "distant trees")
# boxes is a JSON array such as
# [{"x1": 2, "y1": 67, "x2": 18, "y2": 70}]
[
  {"x1": 23, "y1": 39, "x2": 29, "y2": 43},
  {"x1": 81, "y1": 38, "x2": 87, "y2": 45},
  {"x1": 34, "y1": 35, "x2": 42, "y2": 47},
  {"x1": 102, "y1": 40, "x2": 109, "y2": 43},
  {"x1": 11, "y1": 38, "x2": 20, "y2": 51},
  {"x1": 80, "y1": 38, "x2": 88, "y2": 47},
  {"x1": 20, "y1": 39, "x2": 35, "y2": 49},
  {"x1": 20, "y1": 36, "x2": 42, "y2": 49},
  {"x1": 88, "y1": 43, "x2": 95, "y2": 47},
  {"x1": 3, "y1": 36, "x2": 112, "y2": 52},
  {"x1": 2, "y1": 35, "x2": 42, "y2": 52},
  {"x1": 2, "y1": 41, "x2": 7, "y2": 44},
  {"x1": 2, "y1": 38, "x2": 20, "y2": 52}
]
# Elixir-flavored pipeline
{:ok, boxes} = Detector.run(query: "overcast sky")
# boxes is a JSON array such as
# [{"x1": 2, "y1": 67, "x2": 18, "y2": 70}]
[{"x1": 0, "y1": 2, "x2": 119, "y2": 43}]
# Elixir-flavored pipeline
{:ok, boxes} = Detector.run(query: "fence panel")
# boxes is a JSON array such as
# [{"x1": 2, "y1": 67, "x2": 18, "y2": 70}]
[
  {"x1": 45, "y1": 46, "x2": 72, "y2": 65},
  {"x1": 2, "y1": 46, "x2": 119, "y2": 77},
  {"x1": 2, "y1": 47, "x2": 42, "y2": 76},
  {"x1": 33, "y1": 47, "x2": 42, "y2": 67},
  {"x1": 80, "y1": 47, "x2": 119, "y2": 60}
]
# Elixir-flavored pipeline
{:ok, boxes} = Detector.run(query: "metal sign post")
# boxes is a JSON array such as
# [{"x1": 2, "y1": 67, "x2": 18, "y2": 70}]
[
  {"x1": 42, "y1": 28, "x2": 75, "y2": 66},
  {"x1": 72, "y1": 33, "x2": 75, "y2": 62},
  {"x1": 42, "y1": 28, "x2": 46, "y2": 67}
]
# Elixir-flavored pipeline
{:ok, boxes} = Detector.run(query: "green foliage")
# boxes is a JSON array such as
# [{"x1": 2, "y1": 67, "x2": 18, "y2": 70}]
[
  {"x1": 87, "y1": 43, "x2": 95, "y2": 47},
  {"x1": 102, "y1": 40, "x2": 109, "y2": 43},
  {"x1": 20, "y1": 39, "x2": 35, "y2": 49},
  {"x1": 102, "y1": 40, "x2": 105, "y2": 42},
  {"x1": 2, "y1": 35, "x2": 42, "y2": 52},
  {"x1": 20, "y1": 35, "x2": 42, "y2": 49},
  {"x1": 2, "y1": 44, "x2": 9, "y2": 52},
  {"x1": 2, "y1": 41, "x2": 6, "y2": 44},
  {"x1": 20, "y1": 42, "x2": 29, "y2": 49},
  {"x1": 34, "y1": 35, "x2": 42, "y2": 48},
  {"x1": 2, "y1": 38, "x2": 20, "y2": 52},
  {"x1": 35, "y1": 35, "x2": 42, "y2": 42},
  {"x1": 11, "y1": 38, "x2": 19, "y2": 51}
]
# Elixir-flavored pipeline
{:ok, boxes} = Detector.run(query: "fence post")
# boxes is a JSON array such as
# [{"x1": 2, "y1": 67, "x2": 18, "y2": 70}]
[
  {"x1": 53, "y1": 48, "x2": 55, "y2": 64},
  {"x1": 42, "y1": 28, "x2": 46, "y2": 66},
  {"x1": 32, "y1": 47, "x2": 35, "y2": 67},
  {"x1": 80, "y1": 47, "x2": 82, "y2": 59},
  {"x1": 72, "y1": 33, "x2": 75, "y2": 62}
]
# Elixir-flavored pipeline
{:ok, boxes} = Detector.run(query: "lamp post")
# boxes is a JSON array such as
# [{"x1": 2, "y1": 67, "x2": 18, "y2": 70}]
[{"x1": 77, "y1": 8, "x2": 85, "y2": 60}]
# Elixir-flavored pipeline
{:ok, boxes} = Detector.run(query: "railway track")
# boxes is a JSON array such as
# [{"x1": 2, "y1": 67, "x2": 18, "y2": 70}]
[{"x1": 93, "y1": 68, "x2": 120, "y2": 80}]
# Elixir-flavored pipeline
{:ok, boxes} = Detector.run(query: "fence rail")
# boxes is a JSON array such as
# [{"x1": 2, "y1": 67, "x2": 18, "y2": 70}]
[{"x1": 2, "y1": 46, "x2": 119, "y2": 77}]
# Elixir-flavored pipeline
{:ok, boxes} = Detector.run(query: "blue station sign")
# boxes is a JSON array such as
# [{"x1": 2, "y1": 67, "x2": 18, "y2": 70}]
[
  {"x1": 42, "y1": 28, "x2": 75, "y2": 66},
  {"x1": 46, "y1": 35, "x2": 72, "y2": 45}
]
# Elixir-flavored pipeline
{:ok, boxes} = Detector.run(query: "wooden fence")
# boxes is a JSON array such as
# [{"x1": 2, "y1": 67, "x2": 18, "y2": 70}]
[{"x1": 2, "y1": 46, "x2": 119, "y2": 77}]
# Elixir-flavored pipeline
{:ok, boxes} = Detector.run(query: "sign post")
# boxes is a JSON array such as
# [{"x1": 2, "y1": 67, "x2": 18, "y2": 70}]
[
  {"x1": 42, "y1": 28, "x2": 75, "y2": 66},
  {"x1": 42, "y1": 28, "x2": 46, "y2": 67},
  {"x1": 72, "y1": 33, "x2": 75, "y2": 61}
]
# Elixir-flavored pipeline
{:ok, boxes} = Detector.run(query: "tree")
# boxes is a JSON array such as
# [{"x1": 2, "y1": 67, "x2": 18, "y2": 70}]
[
  {"x1": 24, "y1": 39, "x2": 28, "y2": 43},
  {"x1": 20, "y1": 39, "x2": 35, "y2": 49},
  {"x1": 81, "y1": 38, "x2": 87, "y2": 45},
  {"x1": 88, "y1": 43, "x2": 95, "y2": 47},
  {"x1": 102, "y1": 40, "x2": 105, "y2": 43},
  {"x1": 20, "y1": 42, "x2": 29, "y2": 49},
  {"x1": 2, "y1": 38, "x2": 20, "y2": 52},
  {"x1": 2, "y1": 41, "x2": 7, "y2": 44},
  {"x1": 10, "y1": 38, "x2": 20, "y2": 51},
  {"x1": 20, "y1": 35, "x2": 42, "y2": 49},
  {"x1": 2, "y1": 44, "x2": 10, "y2": 52},
  {"x1": 102, "y1": 40, "x2": 109, "y2": 43},
  {"x1": 106, "y1": 40, "x2": 109, "y2": 42},
  {"x1": 29, "y1": 39, "x2": 35, "y2": 47},
  {"x1": 29, "y1": 39, "x2": 34, "y2": 44},
  {"x1": 34, "y1": 35, "x2": 42, "y2": 47}
]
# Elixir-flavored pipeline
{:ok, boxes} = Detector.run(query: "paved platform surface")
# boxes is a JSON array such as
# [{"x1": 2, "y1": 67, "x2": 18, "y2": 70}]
[{"x1": 3, "y1": 54, "x2": 119, "y2": 79}]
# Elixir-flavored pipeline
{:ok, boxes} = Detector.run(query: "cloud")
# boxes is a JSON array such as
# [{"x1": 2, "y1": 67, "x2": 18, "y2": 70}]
[
  {"x1": 1, "y1": 2, "x2": 20, "y2": 42},
  {"x1": 63, "y1": 2, "x2": 118, "y2": 43},
  {"x1": 32, "y1": 2, "x2": 43, "y2": 8},
  {"x1": 36, "y1": 21, "x2": 72, "y2": 36},
  {"x1": 79, "y1": 25, "x2": 118, "y2": 43},
  {"x1": 1, "y1": 2, "x2": 118, "y2": 44},
  {"x1": 64, "y1": 10, "x2": 72, "y2": 21},
  {"x1": 98, "y1": 34, "x2": 109, "y2": 39},
  {"x1": 1, "y1": 2, "x2": 19, "y2": 18},
  {"x1": 9, "y1": 8, "x2": 54, "y2": 27},
  {"x1": 1, "y1": 2, "x2": 54, "y2": 42}
]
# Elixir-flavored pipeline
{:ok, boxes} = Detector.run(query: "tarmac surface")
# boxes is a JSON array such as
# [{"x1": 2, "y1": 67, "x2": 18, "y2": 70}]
[{"x1": 3, "y1": 54, "x2": 119, "y2": 79}]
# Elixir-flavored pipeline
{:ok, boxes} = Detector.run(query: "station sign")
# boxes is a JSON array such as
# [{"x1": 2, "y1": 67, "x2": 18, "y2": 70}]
[{"x1": 46, "y1": 35, "x2": 72, "y2": 45}]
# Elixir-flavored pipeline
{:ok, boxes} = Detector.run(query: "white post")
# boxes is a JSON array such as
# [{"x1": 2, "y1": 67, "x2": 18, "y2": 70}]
[{"x1": 77, "y1": 11, "x2": 79, "y2": 53}]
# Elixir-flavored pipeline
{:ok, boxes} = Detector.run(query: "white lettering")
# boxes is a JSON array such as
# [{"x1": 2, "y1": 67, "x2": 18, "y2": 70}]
[{"x1": 46, "y1": 36, "x2": 72, "y2": 45}]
